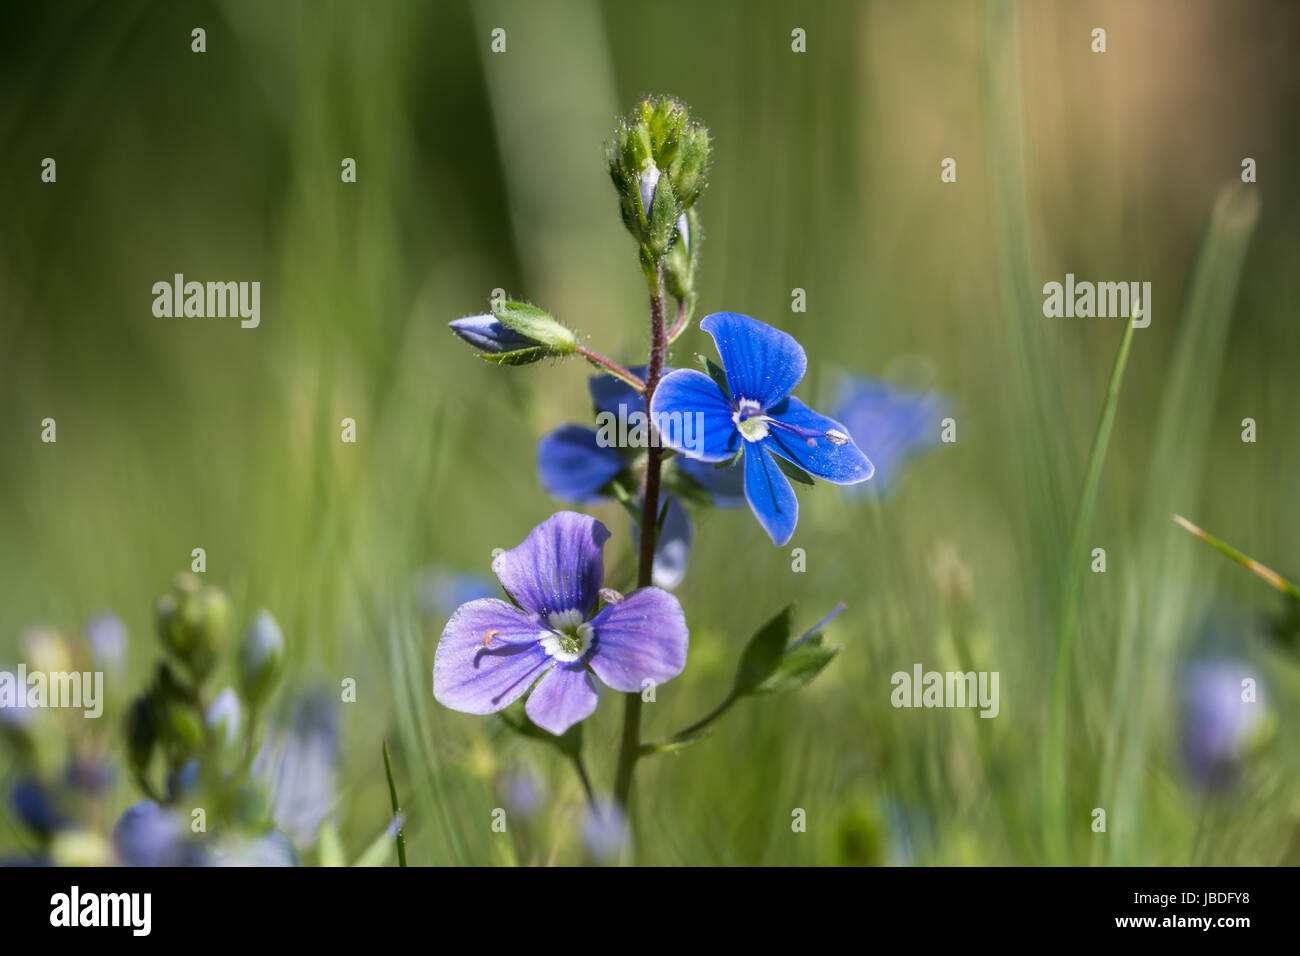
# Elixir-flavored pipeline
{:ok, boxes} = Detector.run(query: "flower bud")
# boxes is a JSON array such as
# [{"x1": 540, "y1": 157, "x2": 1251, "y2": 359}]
[
  {"x1": 664, "y1": 209, "x2": 700, "y2": 302},
  {"x1": 449, "y1": 302, "x2": 577, "y2": 367},
  {"x1": 607, "y1": 96, "x2": 710, "y2": 253},
  {"x1": 206, "y1": 686, "x2": 242, "y2": 747},
  {"x1": 239, "y1": 610, "x2": 285, "y2": 708},
  {"x1": 155, "y1": 574, "x2": 229, "y2": 681}
]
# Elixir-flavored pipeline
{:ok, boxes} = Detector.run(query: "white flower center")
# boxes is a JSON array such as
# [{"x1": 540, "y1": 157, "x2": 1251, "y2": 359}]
[
  {"x1": 539, "y1": 610, "x2": 594, "y2": 663},
  {"x1": 733, "y1": 399, "x2": 769, "y2": 442}
]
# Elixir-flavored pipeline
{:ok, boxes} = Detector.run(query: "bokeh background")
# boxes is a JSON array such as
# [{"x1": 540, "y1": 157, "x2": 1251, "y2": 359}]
[{"x1": 2, "y1": 0, "x2": 1298, "y2": 865}]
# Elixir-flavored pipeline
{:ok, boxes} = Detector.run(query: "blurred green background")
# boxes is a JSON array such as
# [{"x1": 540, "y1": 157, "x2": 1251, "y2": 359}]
[{"x1": 2, "y1": 0, "x2": 1299, "y2": 865}]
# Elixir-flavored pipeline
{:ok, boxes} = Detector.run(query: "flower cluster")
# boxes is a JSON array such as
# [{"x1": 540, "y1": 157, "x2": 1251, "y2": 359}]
[{"x1": 432, "y1": 94, "x2": 953, "y2": 849}]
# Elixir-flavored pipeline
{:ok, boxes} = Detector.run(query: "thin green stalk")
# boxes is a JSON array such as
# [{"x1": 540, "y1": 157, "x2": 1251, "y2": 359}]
[
  {"x1": 639, "y1": 690, "x2": 736, "y2": 755},
  {"x1": 382, "y1": 740, "x2": 408, "y2": 867},
  {"x1": 1044, "y1": 312, "x2": 1138, "y2": 863},
  {"x1": 1172, "y1": 514, "x2": 1300, "y2": 600}
]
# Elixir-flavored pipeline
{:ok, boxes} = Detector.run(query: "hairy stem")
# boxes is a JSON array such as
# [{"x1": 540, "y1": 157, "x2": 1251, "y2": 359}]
[
  {"x1": 613, "y1": 263, "x2": 668, "y2": 809},
  {"x1": 576, "y1": 346, "x2": 645, "y2": 391}
]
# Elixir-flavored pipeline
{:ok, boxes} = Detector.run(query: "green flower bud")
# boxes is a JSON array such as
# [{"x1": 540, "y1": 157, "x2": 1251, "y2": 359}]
[
  {"x1": 664, "y1": 209, "x2": 700, "y2": 301},
  {"x1": 668, "y1": 123, "x2": 710, "y2": 212},
  {"x1": 239, "y1": 610, "x2": 285, "y2": 709},
  {"x1": 490, "y1": 301, "x2": 577, "y2": 357},
  {"x1": 607, "y1": 96, "x2": 711, "y2": 254},
  {"x1": 155, "y1": 574, "x2": 230, "y2": 682}
]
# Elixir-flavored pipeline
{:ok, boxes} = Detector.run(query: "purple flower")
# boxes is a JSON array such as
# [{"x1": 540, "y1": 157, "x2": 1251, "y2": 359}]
[
  {"x1": 433, "y1": 511, "x2": 689, "y2": 735},
  {"x1": 651, "y1": 313, "x2": 874, "y2": 545},
  {"x1": 1180, "y1": 658, "x2": 1263, "y2": 792},
  {"x1": 831, "y1": 378, "x2": 945, "y2": 495}
]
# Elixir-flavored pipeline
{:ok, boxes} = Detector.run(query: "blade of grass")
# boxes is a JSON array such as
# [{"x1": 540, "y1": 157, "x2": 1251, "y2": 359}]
[
  {"x1": 382, "y1": 740, "x2": 409, "y2": 866},
  {"x1": 1171, "y1": 514, "x2": 1300, "y2": 600},
  {"x1": 1044, "y1": 308, "x2": 1138, "y2": 863}
]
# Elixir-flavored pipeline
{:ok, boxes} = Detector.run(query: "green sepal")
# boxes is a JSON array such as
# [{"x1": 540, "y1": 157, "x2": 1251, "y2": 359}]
[{"x1": 774, "y1": 455, "x2": 815, "y2": 486}]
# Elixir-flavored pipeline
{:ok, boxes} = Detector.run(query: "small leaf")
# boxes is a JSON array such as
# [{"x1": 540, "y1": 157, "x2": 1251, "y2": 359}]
[
  {"x1": 694, "y1": 353, "x2": 731, "y2": 399},
  {"x1": 733, "y1": 604, "x2": 794, "y2": 694},
  {"x1": 752, "y1": 635, "x2": 840, "y2": 695},
  {"x1": 773, "y1": 455, "x2": 815, "y2": 486},
  {"x1": 607, "y1": 475, "x2": 644, "y2": 523}
]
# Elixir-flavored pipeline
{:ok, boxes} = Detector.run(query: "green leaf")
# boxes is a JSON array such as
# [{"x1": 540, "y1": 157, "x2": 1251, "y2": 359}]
[
  {"x1": 661, "y1": 461, "x2": 715, "y2": 508},
  {"x1": 607, "y1": 474, "x2": 644, "y2": 523},
  {"x1": 751, "y1": 635, "x2": 840, "y2": 695},
  {"x1": 694, "y1": 353, "x2": 730, "y2": 399},
  {"x1": 733, "y1": 604, "x2": 794, "y2": 694},
  {"x1": 498, "y1": 698, "x2": 583, "y2": 759},
  {"x1": 773, "y1": 455, "x2": 815, "y2": 486}
]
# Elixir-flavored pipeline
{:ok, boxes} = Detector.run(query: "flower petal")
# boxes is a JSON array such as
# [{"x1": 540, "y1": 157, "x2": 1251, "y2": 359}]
[
  {"x1": 537, "y1": 425, "x2": 626, "y2": 501},
  {"x1": 525, "y1": 663, "x2": 599, "y2": 735},
  {"x1": 764, "y1": 396, "x2": 875, "y2": 485},
  {"x1": 700, "y1": 312, "x2": 807, "y2": 409},
  {"x1": 588, "y1": 588, "x2": 689, "y2": 692},
  {"x1": 589, "y1": 368, "x2": 649, "y2": 417},
  {"x1": 743, "y1": 443, "x2": 799, "y2": 546},
  {"x1": 492, "y1": 511, "x2": 611, "y2": 618},
  {"x1": 433, "y1": 599, "x2": 553, "y2": 715},
  {"x1": 650, "y1": 369, "x2": 740, "y2": 462}
]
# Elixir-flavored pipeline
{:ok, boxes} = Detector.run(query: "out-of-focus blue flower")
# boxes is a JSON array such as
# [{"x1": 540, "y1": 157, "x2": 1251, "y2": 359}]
[
  {"x1": 85, "y1": 612, "x2": 127, "y2": 672},
  {"x1": 433, "y1": 512, "x2": 688, "y2": 735},
  {"x1": 207, "y1": 829, "x2": 300, "y2": 867},
  {"x1": 112, "y1": 800, "x2": 198, "y2": 866},
  {"x1": 537, "y1": 368, "x2": 742, "y2": 588},
  {"x1": 10, "y1": 779, "x2": 69, "y2": 837},
  {"x1": 416, "y1": 568, "x2": 498, "y2": 621},
  {"x1": 652, "y1": 313, "x2": 874, "y2": 545},
  {"x1": 1179, "y1": 658, "x2": 1264, "y2": 792},
  {"x1": 501, "y1": 766, "x2": 546, "y2": 819},
  {"x1": 64, "y1": 756, "x2": 113, "y2": 797},
  {"x1": 206, "y1": 687, "x2": 242, "y2": 747},
  {"x1": 581, "y1": 797, "x2": 628, "y2": 863},
  {"x1": 256, "y1": 691, "x2": 339, "y2": 848},
  {"x1": 831, "y1": 378, "x2": 945, "y2": 495}
]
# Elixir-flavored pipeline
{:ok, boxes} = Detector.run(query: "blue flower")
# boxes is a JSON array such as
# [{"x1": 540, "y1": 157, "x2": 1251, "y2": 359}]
[
  {"x1": 651, "y1": 313, "x2": 874, "y2": 545},
  {"x1": 536, "y1": 368, "x2": 742, "y2": 588},
  {"x1": 1179, "y1": 657, "x2": 1264, "y2": 793},
  {"x1": 256, "y1": 691, "x2": 339, "y2": 848},
  {"x1": 112, "y1": 800, "x2": 200, "y2": 866},
  {"x1": 433, "y1": 512, "x2": 688, "y2": 735},
  {"x1": 831, "y1": 377, "x2": 944, "y2": 495}
]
